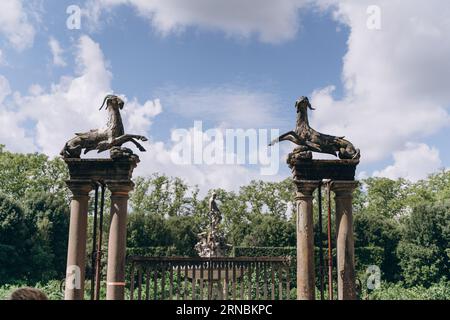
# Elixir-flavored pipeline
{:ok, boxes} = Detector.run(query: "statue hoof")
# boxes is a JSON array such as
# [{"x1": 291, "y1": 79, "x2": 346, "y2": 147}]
[
  {"x1": 287, "y1": 150, "x2": 312, "y2": 167},
  {"x1": 110, "y1": 146, "x2": 138, "y2": 161}
]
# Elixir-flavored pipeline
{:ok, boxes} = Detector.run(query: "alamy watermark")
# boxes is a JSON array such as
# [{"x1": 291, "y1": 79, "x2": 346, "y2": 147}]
[
  {"x1": 66, "y1": 265, "x2": 81, "y2": 290},
  {"x1": 170, "y1": 121, "x2": 280, "y2": 176},
  {"x1": 66, "y1": 5, "x2": 81, "y2": 30},
  {"x1": 367, "y1": 5, "x2": 382, "y2": 30},
  {"x1": 366, "y1": 265, "x2": 381, "y2": 290}
]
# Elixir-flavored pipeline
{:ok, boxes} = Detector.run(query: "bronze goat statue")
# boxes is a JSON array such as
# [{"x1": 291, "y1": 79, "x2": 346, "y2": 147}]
[
  {"x1": 60, "y1": 95, "x2": 148, "y2": 158},
  {"x1": 269, "y1": 96, "x2": 360, "y2": 160}
]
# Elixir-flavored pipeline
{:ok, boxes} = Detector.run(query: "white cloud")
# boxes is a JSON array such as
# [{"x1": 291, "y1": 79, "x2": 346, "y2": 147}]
[
  {"x1": 4, "y1": 0, "x2": 450, "y2": 190},
  {"x1": 0, "y1": 75, "x2": 35, "y2": 152},
  {"x1": 134, "y1": 139, "x2": 283, "y2": 196},
  {"x1": 307, "y1": 0, "x2": 450, "y2": 174},
  {"x1": 2, "y1": 35, "x2": 281, "y2": 193},
  {"x1": 373, "y1": 143, "x2": 442, "y2": 182},
  {"x1": 48, "y1": 37, "x2": 66, "y2": 67},
  {"x1": 161, "y1": 86, "x2": 284, "y2": 128},
  {"x1": 85, "y1": 0, "x2": 311, "y2": 43},
  {"x1": 0, "y1": 0, "x2": 35, "y2": 50},
  {"x1": 5, "y1": 35, "x2": 158, "y2": 158},
  {"x1": 83, "y1": 0, "x2": 450, "y2": 181},
  {"x1": 0, "y1": 75, "x2": 11, "y2": 103}
]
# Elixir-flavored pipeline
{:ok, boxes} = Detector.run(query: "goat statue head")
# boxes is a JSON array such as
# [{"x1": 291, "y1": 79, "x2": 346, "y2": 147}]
[
  {"x1": 295, "y1": 96, "x2": 315, "y2": 113},
  {"x1": 99, "y1": 94, "x2": 124, "y2": 111}
]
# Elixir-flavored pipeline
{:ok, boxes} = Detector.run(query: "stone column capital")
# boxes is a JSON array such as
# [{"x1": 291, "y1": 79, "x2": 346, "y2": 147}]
[
  {"x1": 331, "y1": 181, "x2": 359, "y2": 197},
  {"x1": 293, "y1": 180, "x2": 320, "y2": 199},
  {"x1": 66, "y1": 179, "x2": 93, "y2": 196},
  {"x1": 105, "y1": 180, "x2": 135, "y2": 198}
]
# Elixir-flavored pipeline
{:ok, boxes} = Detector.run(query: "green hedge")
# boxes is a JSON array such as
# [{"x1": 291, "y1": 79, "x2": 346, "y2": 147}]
[{"x1": 127, "y1": 246, "x2": 178, "y2": 257}]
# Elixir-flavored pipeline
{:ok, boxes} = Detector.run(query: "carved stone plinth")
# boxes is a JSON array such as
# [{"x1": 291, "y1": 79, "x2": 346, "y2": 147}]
[
  {"x1": 64, "y1": 157, "x2": 138, "y2": 300},
  {"x1": 290, "y1": 159, "x2": 359, "y2": 181},
  {"x1": 64, "y1": 157, "x2": 139, "y2": 181}
]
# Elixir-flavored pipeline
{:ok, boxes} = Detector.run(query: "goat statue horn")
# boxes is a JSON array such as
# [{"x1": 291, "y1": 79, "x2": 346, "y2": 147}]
[{"x1": 99, "y1": 94, "x2": 115, "y2": 110}]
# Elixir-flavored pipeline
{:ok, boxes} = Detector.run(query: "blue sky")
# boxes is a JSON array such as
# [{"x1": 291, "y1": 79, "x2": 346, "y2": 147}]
[{"x1": 1, "y1": 0, "x2": 450, "y2": 192}]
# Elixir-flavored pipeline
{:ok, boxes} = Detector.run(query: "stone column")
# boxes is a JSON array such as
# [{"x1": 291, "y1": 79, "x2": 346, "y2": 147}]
[
  {"x1": 65, "y1": 180, "x2": 92, "y2": 300},
  {"x1": 106, "y1": 180, "x2": 134, "y2": 300},
  {"x1": 332, "y1": 181, "x2": 358, "y2": 300},
  {"x1": 294, "y1": 180, "x2": 319, "y2": 300}
]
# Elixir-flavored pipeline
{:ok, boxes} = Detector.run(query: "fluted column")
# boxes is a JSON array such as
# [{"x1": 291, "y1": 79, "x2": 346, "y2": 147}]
[
  {"x1": 332, "y1": 181, "x2": 358, "y2": 300},
  {"x1": 65, "y1": 180, "x2": 92, "y2": 300},
  {"x1": 294, "y1": 180, "x2": 320, "y2": 300},
  {"x1": 106, "y1": 180, "x2": 134, "y2": 300}
]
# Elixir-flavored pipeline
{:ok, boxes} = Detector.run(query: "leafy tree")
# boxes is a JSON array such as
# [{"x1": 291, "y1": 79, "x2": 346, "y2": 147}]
[
  {"x1": 130, "y1": 175, "x2": 200, "y2": 217},
  {"x1": 354, "y1": 212, "x2": 402, "y2": 282},
  {"x1": 127, "y1": 212, "x2": 170, "y2": 248},
  {"x1": 241, "y1": 214, "x2": 295, "y2": 247},
  {"x1": 0, "y1": 145, "x2": 68, "y2": 201},
  {"x1": 166, "y1": 216, "x2": 201, "y2": 256},
  {"x1": 23, "y1": 192, "x2": 70, "y2": 281},
  {"x1": 397, "y1": 202, "x2": 450, "y2": 286},
  {"x1": 0, "y1": 194, "x2": 37, "y2": 284},
  {"x1": 363, "y1": 177, "x2": 410, "y2": 219}
]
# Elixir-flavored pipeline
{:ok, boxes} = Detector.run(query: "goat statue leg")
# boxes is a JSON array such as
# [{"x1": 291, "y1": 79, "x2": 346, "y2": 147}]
[
  {"x1": 108, "y1": 134, "x2": 148, "y2": 150},
  {"x1": 268, "y1": 131, "x2": 297, "y2": 146},
  {"x1": 129, "y1": 138, "x2": 146, "y2": 152}
]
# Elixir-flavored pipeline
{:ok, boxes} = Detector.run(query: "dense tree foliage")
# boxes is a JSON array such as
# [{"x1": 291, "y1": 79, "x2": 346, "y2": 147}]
[
  {"x1": 397, "y1": 202, "x2": 450, "y2": 286},
  {"x1": 0, "y1": 146, "x2": 449, "y2": 296}
]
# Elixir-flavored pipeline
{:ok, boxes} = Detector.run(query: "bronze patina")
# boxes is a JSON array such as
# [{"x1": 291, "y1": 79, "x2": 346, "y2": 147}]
[
  {"x1": 60, "y1": 95, "x2": 148, "y2": 158},
  {"x1": 269, "y1": 96, "x2": 360, "y2": 161}
]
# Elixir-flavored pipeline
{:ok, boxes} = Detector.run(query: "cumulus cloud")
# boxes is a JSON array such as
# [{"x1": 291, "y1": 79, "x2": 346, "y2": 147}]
[
  {"x1": 4, "y1": 0, "x2": 450, "y2": 188},
  {"x1": 373, "y1": 143, "x2": 442, "y2": 182},
  {"x1": 3, "y1": 35, "x2": 159, "y2": 157},
  {"x1": 48, "y1": 37, "x2": 67, "y2": 67},
  {"x1": 83, "y1": 0, "x2": 450, "y2": 181},
  {"x1": 0, "y1": 75, "x2": 11, "y2": 103},
  {"x1": 85, "y1": 0, "x2": 311, "y2": 43},
  {"x1": 2, "y1": 35, "x2": 282, "y2": 193},
  {"x1": 0, "y1": 0, "x2": 35, "y2": 50},
  {"x1": 134, "y1": 139, "x2": 282, "y2": 195},
  {"x1": 161, "y1": 86, "x2": 284, "y2": 128},
  {"x1": 308, "y1": 0, "x2": 450, "y2": 175},
  {"x1": 0, "y1": 75, "x2": 36, "y2": 152}
]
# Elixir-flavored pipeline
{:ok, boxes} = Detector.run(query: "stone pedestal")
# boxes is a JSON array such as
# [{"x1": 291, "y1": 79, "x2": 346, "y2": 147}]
[
  {"x1": 332, "y1": 181, "x2": 358, "y2": 300},
  {"x1": 290, "y1": 159, "x2": 358, "y2": 300},
  {"x1": 64, "y1": 157, "x2": 139, "y2": 300},
  {"x1": 294, "y1": 180, "x2": 319, "y2": 300}
]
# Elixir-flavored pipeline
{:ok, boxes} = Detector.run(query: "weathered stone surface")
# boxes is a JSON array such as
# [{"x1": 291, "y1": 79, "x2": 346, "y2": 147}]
[
  {"x1": 64, "y1": 157, "x2": 138, "y2": 300},
  {"x1": 64, "y1": 157, "x2": 139, "y2": 182},
  {"x1": 290, "y1": 160, "x2": 359, "y2": 300},
  {"x1": 332, "y1": 181, "x2": 359, "y2": 300},
  {"x1": 291, "y1": 159, "x2": 359, "y2": 181},
  {"x1": 60, "y1": 95, "x2": 148, "y2": 158},
  {"x1": 269, "y1": 96, "x2": 360, "y2": 160},
  {"x1": 195, "y1": 192, "x2": 229, "y2": 258},
  {"x1": 64, "y1": 180, "x2": 92, "y2": 300},
  {"x1": 294, "y1": 181, "x2": 319, "y2": 300}
]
